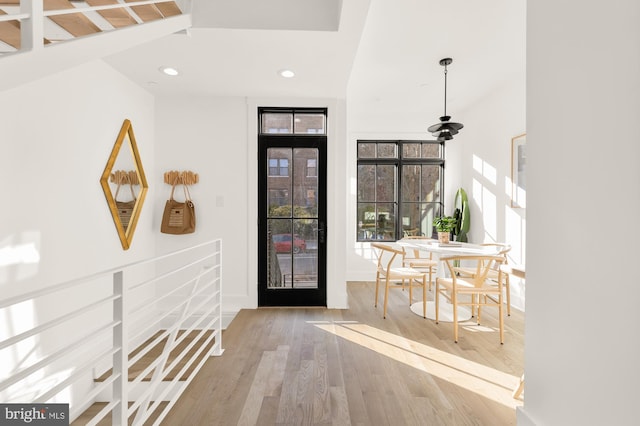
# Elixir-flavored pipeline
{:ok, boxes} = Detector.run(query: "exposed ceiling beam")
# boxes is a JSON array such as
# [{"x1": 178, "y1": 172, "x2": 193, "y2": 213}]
[
  {"x1": 0, "y1": 10, "x2": 23, "y2": 48},
  {"x1": 85, "y1": 0, "x2": 138, "y2": 28},
  {"x1": 124, "y1": 0, "x2": 162, "y2": 22},
  {"x1": 155, "y1": 1, "x2": 181, "y2": 18},
  {"x1": 44, "y1": 0, "x2": 102, "y2": 37},
  {"x1": 0, "y1": 9, "x2": 51, "y2": 49}
]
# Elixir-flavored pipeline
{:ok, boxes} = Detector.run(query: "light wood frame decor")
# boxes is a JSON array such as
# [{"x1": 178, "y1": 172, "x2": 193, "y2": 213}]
[
  {"x1": 510, "y1": 133, "x2": 526, "y2": 208},
  {"x1": 100, "y1": 119, "x2": 148, "y2": 250}
]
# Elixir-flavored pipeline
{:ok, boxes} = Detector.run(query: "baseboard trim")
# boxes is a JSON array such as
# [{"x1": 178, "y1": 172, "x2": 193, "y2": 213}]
[{"x1": 222, "y1": 310, "x2": 238, "y2": 329}]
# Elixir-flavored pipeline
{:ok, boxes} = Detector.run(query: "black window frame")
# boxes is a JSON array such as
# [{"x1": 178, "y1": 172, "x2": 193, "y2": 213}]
[
  {"x1": 259, "y1": 107, "x2": 327, "y2": 135},
  {"x1": 258, "y1": 107, "x2": 328, "y2": 307},
  {"x1": 356, "y1": 139, "x2": 445, "y2": 242}
]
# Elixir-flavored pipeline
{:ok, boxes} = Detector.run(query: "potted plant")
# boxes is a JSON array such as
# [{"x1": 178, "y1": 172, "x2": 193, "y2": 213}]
[
  {"x1": 433, "y1": 215, "x2": 457, "y2": 244},
  {"x1": 452, "y1": 187, "x2": 470, "y2": 242}
]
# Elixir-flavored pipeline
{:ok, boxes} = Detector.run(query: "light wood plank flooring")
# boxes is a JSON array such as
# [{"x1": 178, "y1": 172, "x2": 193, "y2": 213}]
[{"x1": 161, "y1": 282, "x2": 524, "y2": 425}]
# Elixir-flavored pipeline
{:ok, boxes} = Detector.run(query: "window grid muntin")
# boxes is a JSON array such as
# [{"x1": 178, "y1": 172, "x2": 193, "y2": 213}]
[{"x1": 357, "y1": 140, "x2": 444, "y2": 242}]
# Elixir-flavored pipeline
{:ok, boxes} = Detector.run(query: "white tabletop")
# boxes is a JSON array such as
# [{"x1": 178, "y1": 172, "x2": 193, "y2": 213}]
[{"x1": 397, "y1": 239, "x2": 502, "y2": 257}]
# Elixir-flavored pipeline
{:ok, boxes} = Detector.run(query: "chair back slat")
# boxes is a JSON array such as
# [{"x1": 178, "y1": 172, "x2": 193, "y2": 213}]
[
  {"x1": 481, "y1": 243, "x2": 511, "y2": 270},
  {"x1": 442, "y1": 255, "x2": 505, "y2": 288},
  {"x1": 371, "y1": 242, "x2": 428, "y2": 319},
  {"x1": 435, "y1": 253, "x2": 507, "y2": 343},
  {"x1": 371, "y1": 242, "x2": 402, "y2": 272}
]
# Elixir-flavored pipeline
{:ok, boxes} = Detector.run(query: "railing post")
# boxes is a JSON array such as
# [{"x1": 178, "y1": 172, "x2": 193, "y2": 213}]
[
  {"x1": 21, "y1": 0, "x2": 44, "y2": 51},
  {"x1": 212, "y1": 239, "x2": 224, "y2": 356},
  {"x1": 112, "y1": 271, "x2": 128, "y2": 425}
]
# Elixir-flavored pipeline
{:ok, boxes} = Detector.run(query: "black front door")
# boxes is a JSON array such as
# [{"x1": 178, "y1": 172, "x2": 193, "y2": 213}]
[{"x1": 258, "y1": 123, "x2": 327, "y2": 306}]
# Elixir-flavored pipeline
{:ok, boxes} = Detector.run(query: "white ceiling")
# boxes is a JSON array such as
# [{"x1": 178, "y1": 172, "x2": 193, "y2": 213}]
[
  {"x1": 104, "y1": 0, "x2": 526, "y2": 123},
  {"x1": 105, "y1": 0, "x2": 370, "y2": 99},
  {"x1": 191, "y1": 0, "x2": 343, "y2": 31}
]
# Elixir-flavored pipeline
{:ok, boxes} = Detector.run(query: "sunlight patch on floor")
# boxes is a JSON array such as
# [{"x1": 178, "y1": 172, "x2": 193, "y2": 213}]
[
  {"x1": 461, "y1": 324, "x2": 496, "y2": 333},
  {"x1": 310, "y1": 320, "x2": 522, "y2": 409}
]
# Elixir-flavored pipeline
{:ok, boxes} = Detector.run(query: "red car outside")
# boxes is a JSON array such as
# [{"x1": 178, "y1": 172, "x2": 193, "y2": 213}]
[{"x1": 272, "y1": 234, "x2": 306, "y2": 253}]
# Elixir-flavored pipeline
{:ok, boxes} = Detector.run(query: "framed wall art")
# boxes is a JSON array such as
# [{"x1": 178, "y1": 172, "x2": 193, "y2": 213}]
[{"x1": 511, "y1": 133, "x2": 526, "y2": 208}]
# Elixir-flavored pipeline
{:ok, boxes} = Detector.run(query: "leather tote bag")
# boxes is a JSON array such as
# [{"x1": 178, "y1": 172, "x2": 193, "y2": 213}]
[
  {"x1": 114, "y1": 182, "x2": 136, "y2": 229},
  {"x1": 161, "y1": 180, "x2": 196, "y2": 234}
]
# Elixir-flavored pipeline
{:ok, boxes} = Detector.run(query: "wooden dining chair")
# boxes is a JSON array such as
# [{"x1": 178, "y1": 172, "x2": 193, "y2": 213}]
[
  {"x1": 435, "y1": 254, "x2": 506, "y2": 343},
  {"x1": 400, "y1": 236, "x2": 437, "y2": 291},
  {"x1": 371, "y1": 242, "x2": 428, "y2": 319},
  {"x1": 453, "y1": 243, "x2": 512, "y2": 315}
]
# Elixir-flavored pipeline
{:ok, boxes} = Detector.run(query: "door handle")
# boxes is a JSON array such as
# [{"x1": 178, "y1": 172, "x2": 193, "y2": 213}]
[{"x1": 318, "y1": 222, "x2": 325, "y2": 244}]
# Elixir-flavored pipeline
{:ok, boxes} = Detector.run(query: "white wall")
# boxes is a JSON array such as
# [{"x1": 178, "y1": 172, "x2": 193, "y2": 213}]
[
  {"x1": 458, "y1": 73, "x2": 527, "y2": 310},
  {"x1": 154, "y1": 96, "x2": 249, "y2": 322},
  {"x1": 522, "y1": 1, "x2": 640, "y2": 424},
  {"x1": 344, "y1": 9, "x2": 526, "y2": 313},
  {"x1": 154, "y1": 96, "x2": 349, "y2": 314},
  {"x1": 0, "y1": 61, "x2": 157, "y2": 290},
  {"x1": 0, "y1": 60, "x2": 156, "y2": 408}
]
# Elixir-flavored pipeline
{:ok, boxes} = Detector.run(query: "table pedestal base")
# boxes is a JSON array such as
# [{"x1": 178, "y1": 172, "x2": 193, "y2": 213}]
[{"x1": 410, "y1": 299, "x2": 472, "y2": 322}]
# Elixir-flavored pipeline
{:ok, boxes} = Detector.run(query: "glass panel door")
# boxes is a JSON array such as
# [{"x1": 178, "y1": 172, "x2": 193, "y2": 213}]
[{"x1": 258, "y1": 136, "x2": 326, "y2": 306}]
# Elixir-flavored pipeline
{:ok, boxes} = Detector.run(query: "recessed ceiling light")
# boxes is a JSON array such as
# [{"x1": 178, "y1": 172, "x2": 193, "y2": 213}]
[
  {"x1": 279, "y1": 69, "x2": 295, "y2": 78},
  {"x1": 159, "y1": 66, "x2": 179, "y2": 76}
]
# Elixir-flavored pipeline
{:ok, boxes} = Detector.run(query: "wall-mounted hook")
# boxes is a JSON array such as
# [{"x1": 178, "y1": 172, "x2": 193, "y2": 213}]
[{"x1": 164, "y1": 170, "x2": 199, "y2": 186}]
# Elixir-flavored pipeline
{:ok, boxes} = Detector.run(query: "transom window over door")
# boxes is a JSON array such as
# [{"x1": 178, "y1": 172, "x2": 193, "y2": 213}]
[
  {"x1": 258, "y1": 108, "x2": 327, "y2": 307},
  {"x1": 357, "y1": 140, "x2": 444, "y2": 241}
]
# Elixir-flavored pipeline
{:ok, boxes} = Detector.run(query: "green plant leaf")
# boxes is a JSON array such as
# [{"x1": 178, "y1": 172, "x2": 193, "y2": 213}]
[{"x1": 454, "y1": 188, "x2": 470, "y2": 241}]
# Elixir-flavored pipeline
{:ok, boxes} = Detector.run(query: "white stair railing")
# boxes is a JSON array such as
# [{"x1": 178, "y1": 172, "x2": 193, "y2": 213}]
[
  {"x1": 0, "y1": 0, "x2": 193, "y2": 55},
  {"x1": 0, "y1": 239, "x2": 223, "y2": 425}
]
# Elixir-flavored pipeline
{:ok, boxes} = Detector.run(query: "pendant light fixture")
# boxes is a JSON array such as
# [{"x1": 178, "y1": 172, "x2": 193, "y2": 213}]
[{"x1": 428, "y1": 58, "x2": 463, "y2": 141}]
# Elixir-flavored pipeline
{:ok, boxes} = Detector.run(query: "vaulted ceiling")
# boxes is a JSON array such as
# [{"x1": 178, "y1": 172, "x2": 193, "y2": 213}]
[
  {"x1": 104, "y1": 0, "x2": 370, "y2": 99},
  {"x1": 104, "y1": 0, "x2": 525, "y2": 125},
  {"x1": 0, "y1": 0, "x2": 526, "y2": 124}
]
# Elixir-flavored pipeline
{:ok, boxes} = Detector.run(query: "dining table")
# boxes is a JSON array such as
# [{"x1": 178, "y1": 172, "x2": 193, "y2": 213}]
[{"x1": 396, "y1": 238, "x2": 504, "y2": 322}]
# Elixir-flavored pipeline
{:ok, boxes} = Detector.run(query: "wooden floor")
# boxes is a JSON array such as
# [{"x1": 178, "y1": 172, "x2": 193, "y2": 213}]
[
  {"x1": 161, "y1": 282, "x2": 524, "y2": 425},
  {"x1": 95, "y1": 329, "x2": 215, "y2": 382}
]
